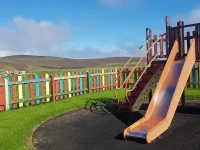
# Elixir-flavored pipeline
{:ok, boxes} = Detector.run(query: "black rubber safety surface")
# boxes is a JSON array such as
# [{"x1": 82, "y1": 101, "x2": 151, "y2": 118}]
[{"x1": 32, "y1": 104, "x2": 200, "y2": 150}]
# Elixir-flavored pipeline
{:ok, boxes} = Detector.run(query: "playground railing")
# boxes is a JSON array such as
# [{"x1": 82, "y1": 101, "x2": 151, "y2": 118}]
[
  {"x1": 114, "y1": 39, "x2": 150, "y2": 89},
  {"x1": 125, "y1": 46, "x2": 163, "y2": 107},
  {"x1": 114, "y1": 33, "x2": 165, "y2": 105}
]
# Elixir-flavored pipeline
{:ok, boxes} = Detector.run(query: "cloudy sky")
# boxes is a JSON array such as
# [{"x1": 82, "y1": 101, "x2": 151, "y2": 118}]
[{"x1": 0, "y1": 0, "x2": 200, "y2": 58}]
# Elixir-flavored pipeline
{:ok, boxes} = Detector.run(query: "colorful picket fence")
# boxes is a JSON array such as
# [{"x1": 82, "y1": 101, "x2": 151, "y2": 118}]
[
  {"x1": 0, "y1": 64, "x2": 200, "y2": 111},
  {"x1": 0, "y1": 68, "x2": 118, "y2": 111}
]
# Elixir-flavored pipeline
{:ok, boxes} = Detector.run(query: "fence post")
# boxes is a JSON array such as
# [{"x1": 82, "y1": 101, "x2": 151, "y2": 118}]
[
  {"x1": 126, "y1": 68, "x2": 130, "y2": 88},
  {"x1": 117, "y1": 69, "x2": 121, "y2": 88},
  {"x1": 51, "y1": 75, "x2": 55, "y2": 102},
  {"x1": 4, "y1": 77, "x2": 9, "y2": 110},
  {"x1": 87, "y1": 72, "x2": 91, "y2": 93},
  {"x1": 146, "y1": 28, "x2": 152, "y2": 63}
]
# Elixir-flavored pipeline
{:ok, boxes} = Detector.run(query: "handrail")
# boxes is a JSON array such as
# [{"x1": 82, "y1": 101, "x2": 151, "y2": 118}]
[
  {"x1": 114, "y1": 37, "x2": 162, "y2": 103},
  {"x1": 114, "y1": 33, "x2": 166, "y2": 105},
  {"x1": 125, "y1": 49, "x2": 162, "y2": 107},
  {"x1": 114, "y1": 38, "x2": 151, "y2": 88}
]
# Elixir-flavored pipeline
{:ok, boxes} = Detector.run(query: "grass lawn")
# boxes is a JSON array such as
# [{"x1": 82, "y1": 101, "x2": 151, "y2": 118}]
[{"x1": 0, "y1": 88, "x2": 200, "y2": 150}]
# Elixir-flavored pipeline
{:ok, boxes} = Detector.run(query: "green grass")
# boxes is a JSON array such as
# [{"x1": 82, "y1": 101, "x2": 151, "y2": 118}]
[
  {"x1": 0, "y1": 88, "x2": 200, "y2": 150},
  {"x1": 0, "y1": 89, "x2": 125, "y2": 150}
]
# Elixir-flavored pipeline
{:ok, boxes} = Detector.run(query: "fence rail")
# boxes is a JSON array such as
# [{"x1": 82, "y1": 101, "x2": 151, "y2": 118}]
[{"x1": 0, "y1": 64, "x2": 200, "y2": 111}]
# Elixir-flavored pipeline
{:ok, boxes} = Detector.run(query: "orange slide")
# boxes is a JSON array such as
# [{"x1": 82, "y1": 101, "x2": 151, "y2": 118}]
[{"x1": 124, "y1": 38, "x2": 196, "y2": 143}]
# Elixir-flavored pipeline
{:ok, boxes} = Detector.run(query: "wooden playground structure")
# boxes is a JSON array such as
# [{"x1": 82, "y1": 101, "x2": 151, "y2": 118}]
[{"x1": 114, "y1": 16, "x2": 200, "y2": 143}]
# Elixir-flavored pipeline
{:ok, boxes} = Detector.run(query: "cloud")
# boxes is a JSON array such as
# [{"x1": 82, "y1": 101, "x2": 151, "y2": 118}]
[
  {"x1": 0, "y1": 16, "x2": 142, "y2": 59},
  {"x1": 0, "y1": 16, "x2": 71, "y2": 57},
  {"x1": 98, "y1": 0, "x2": 140, "y2": 8},
  {"x1": 176, "y1": 8, "x2": 200, "y2": 24}
]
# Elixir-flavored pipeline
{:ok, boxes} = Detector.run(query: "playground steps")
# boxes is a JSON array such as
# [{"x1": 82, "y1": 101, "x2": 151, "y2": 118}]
[{"x1": 119, "y1": 64, "x2": 164, "y2": 112}]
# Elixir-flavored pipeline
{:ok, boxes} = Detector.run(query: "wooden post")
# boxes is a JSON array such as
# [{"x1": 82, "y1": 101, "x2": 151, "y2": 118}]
[
  {"x1": 166, "y1": 16, "x2": 170, "y2": 57},
  {"x1": 177, "y1": 21, "x2": 185, "y2": 58},
  {"x1": 181, "y1": 90, "x2": 185, "y2": 109},
  {"x1": 87, "y1": 72, "x2": 91, "y2": 93},
  {"x1": 146, "y1": 28, "x2": 152, "y2": 64},
  {"x1": 193, "y1": 30, "x2": 197, "y2": 59},
  {"x1": 198, "y1": 25, "x2": 200, "y2": 58},
  {"x1": 117, "y1": 69, "x2": 121, "y2": 88},
  {"x1": 154, "y1": 35, "x2": 157, "y2": 56},
  {"x1": 51, "y1": 75, "x2": 55, "y2": 102},
  {"x1": 126, "y1": 68, "x2": 129, "y2": 88},
  {"x1": 195, "y1": 26, "x2": 199, "y2": 58},
  {"x1": 4, "y1": 78, "x2": 9, "y2": 110},
  {"x1": 160, "y1": 34, "x2": 164, "y2": 57}
]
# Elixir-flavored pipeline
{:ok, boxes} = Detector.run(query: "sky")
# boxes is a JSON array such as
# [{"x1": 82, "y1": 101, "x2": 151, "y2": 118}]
[{"x1": 0, "y1": 0, "x2": 200, "y2": 59}]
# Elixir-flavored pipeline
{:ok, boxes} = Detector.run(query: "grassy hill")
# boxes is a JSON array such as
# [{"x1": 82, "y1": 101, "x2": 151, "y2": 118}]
[{"x1": 0, "y1": 55, "x2": 147, "y2": 72}]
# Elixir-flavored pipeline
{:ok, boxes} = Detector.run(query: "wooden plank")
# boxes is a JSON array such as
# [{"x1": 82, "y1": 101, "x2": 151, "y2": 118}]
[
  {"x1": 29, "y1": 75, "x2": 35, "y2": 105},
  {"x1": 90, "y1": 72, "x2": 117, "y2": 76},
  {"x1": 122, "y1": 70, "x2": 126, "y2": 88},
  {"x1": 115, "y1": 68, "x2": 117, "y2": 88},
  {"x1": 59, "y1": 73, "x2": 64, "y2": 99},
  {"x1": 51, "y1": 75, "x2": 55, "y2": 102},
  {"x1": 0, "y1": 77, "x2": 5, "y2": 110},
  {"x1": 71, "y1": 72, "x2": 76, "y2": 96},
  {"x1": 87, "y1": 72, "x2": 91, "y2": 93},
  {"x1": 9, "y1": 78, "x2": 51, "y2": 85},
  {"x1": 9, "y1": 95, "x2": 52, "y2": 103},
  {"x1": 187, "y1": 32, "x2": 190, "y2": 53},
  {"x1": 45, "y1": 74, "x2": 50, "y2": 102},
  {"x1": 79, "y1": 71, "x2": 83, "y2": 95},
  {"x1": 193, "y1": 31, "x2": 198, "y2": 58},
  {"x1": 7, "y1": 77, "x2": 11, "y2": 109},
  {"x1": 99, "y1": 69, "x2": 102, "y2": 91},
  {"x1": 102, "y1": 69, "x2": 105, "y2": 90},
  {"x1": 55, "y1": 89, "x2": 87, "y2": 96},
  {"x1": 11, "y1": 76, "x2": 17, "y2": 108},
  {"x1": 96, "y1": 70, "x2": 99, "y2": 91},
  {"x1": 117, "y1": 69, "x2": 121, "y2": 88},
  {"x1": 35, "y1": 74, "x2": 40, "y2": 104},
  {"x1": 192, "y1": 64, "x2": 196, "y2": 89},
  {"x1": 110, "y1": 69, "x2": 113, "y2": 89},
  {"x1": 160, "y1": 35, "x2": 164, "y2": 57},
  {"x1": 18, "y1": 76, "x2": 23, "y2": 107},
  {"x1": 108, "y1": 69, "x2": 110, "y2": 90},
  {"x1": 68, "y1": 72, "x2": 72, "y2": 98},
  {"x1": 154, "y1": 35, "x2": 158, "y2": 56},
  {"x1": 83, "y1": 71, "x2": 87, "y2": 94},
  {"x1": 4, "y1": 78, "x2": 9, "y2": 110},
  {"x1": 90, "y1": 70, "x2": 93, "y2": 92},
  {"x1": 92, "y1": 70, "x2": 96, "y2": 92},
  {"x1": 24, "y1": 75, "x2": 30, "y2": 106},
  {"x1": 54, "y1": 73, "x2": 59, "y2": 100},
  {"x1": 54, "y1": 75, "x2": 87, "y2": 80},
  {"x1": 63, "y1": 72, "x2": 68, "y2": 98},
  {"x1": 75, "y1": 72, "x2": 79, "y2": 96},
  {"x1": 104, "y1": 69, "x2": 108, "y2": 90},
  {"x1": 198, "y1": 65, "x2": 200, "y2": 88},
  {"x1": 146, "y1": 28, "x2": 152, "y2": 63},
  {"x1": 40, "y1": 74, "x2": 45, "y2": 103}
]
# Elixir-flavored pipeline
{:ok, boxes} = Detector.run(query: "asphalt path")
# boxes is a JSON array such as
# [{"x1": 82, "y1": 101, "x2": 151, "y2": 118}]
[{"x1": 32, "y1": 103, "x2": 200, "y2": 150}]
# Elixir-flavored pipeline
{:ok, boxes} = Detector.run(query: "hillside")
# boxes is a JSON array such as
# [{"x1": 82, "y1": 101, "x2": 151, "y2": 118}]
[{"x1": 0, "y1": 55, "x2": 147, "y2": 71}]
